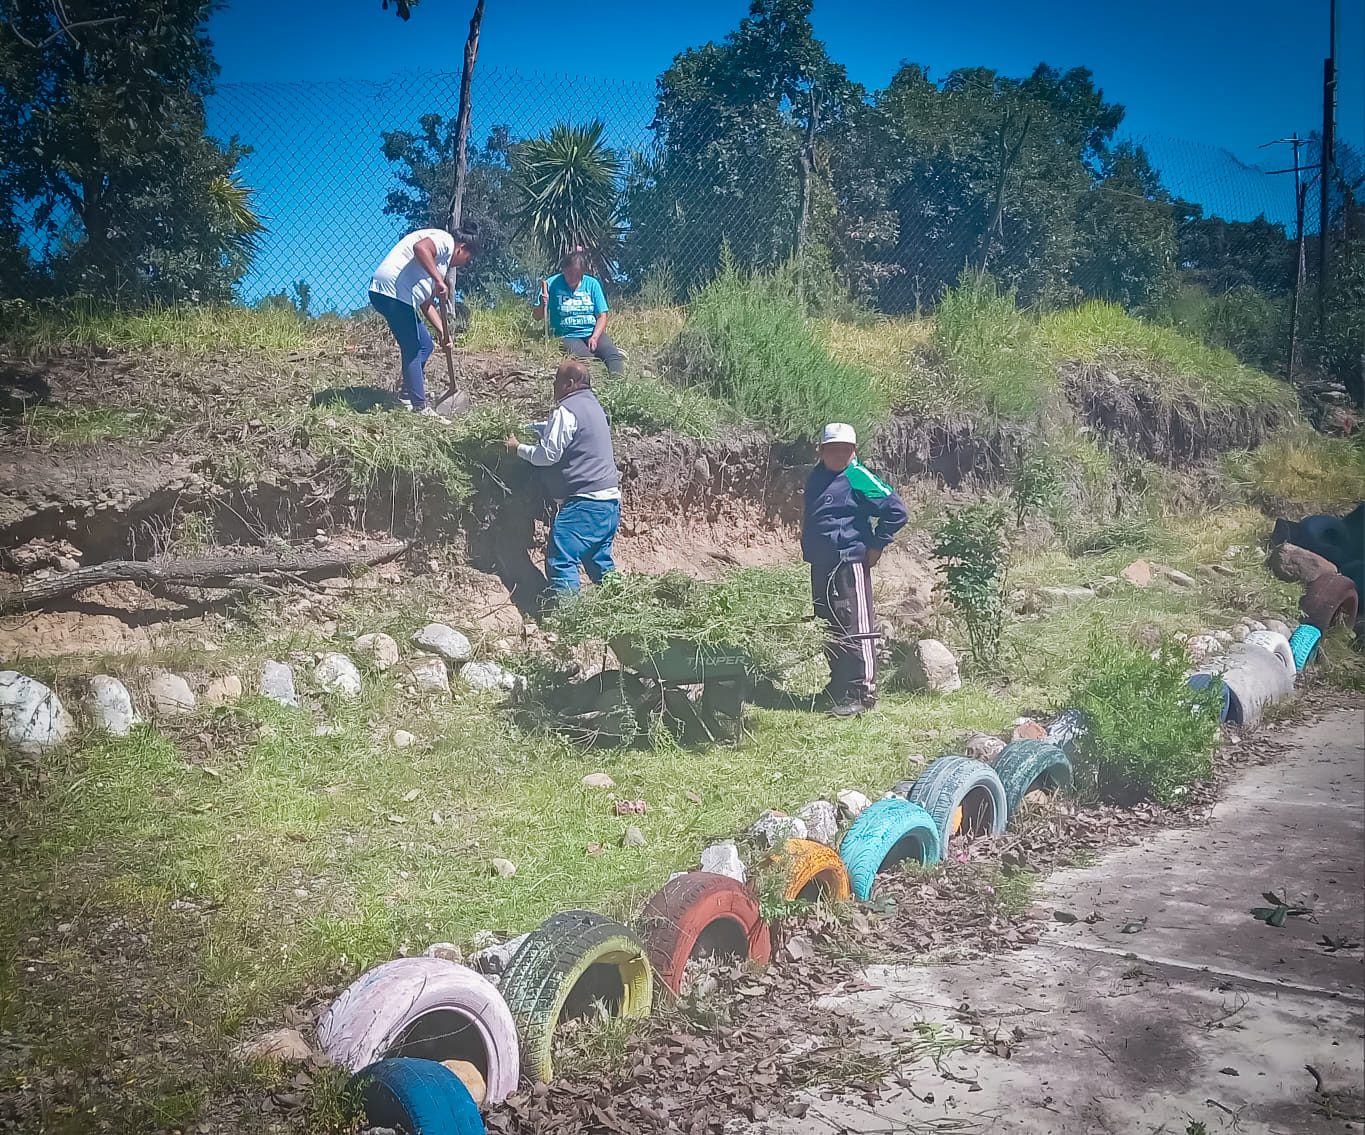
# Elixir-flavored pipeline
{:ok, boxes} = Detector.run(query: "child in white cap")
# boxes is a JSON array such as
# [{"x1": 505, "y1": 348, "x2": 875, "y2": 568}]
[{"x1": 801, "y1": 423, "x2": 909, "y2": 716}]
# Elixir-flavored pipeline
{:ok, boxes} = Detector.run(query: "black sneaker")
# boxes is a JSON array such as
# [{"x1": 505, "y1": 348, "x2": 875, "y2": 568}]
[{"x1": 828, "y1": 700, "x2": 867, "y2": 718}]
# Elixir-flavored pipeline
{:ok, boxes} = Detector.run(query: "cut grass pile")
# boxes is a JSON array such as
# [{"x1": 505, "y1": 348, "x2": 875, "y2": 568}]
[
  {"x1": 0, "y1": 299, "x2": 327, "y2": 354},
  {"x1": 1221, "y1": 428, "x2": 1365, "y2": 513},
  {"x1": 296, "y1": 401, "x2": 518, "y2": 500},
  {"x1": 1039, "y1": 301, "x2": 1295, "y2": 410},
  {"x1": 18, "y1": 404, "x2": 173, "y2": 445},
  {"x1": 548, "y1": 567, "x2": 825, "y2": 678}
]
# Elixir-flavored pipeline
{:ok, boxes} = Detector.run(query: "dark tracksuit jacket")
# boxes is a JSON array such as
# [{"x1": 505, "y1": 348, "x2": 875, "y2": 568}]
[{"x1": 802, "y1": 459, "x2": 909, "y2": 703}]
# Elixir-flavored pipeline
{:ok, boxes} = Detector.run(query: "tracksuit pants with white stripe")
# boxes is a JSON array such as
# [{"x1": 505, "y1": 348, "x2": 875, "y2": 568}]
[{"x1": 811, "y1": 559, "x2": 878, "y2": 706}]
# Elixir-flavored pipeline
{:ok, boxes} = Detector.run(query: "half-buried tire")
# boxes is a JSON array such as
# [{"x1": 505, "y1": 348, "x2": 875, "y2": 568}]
[
  {"x1": 778, "y1": 838, "x2": 852, "y2": 903},
  {"x1": 638, "y1": 872, "x2": 772, "y2": 995},
  {"x1": 1301, "y1": 573, "x2": 1359, "y2": 631},
  {"x1": 318, "y1": 957, "x2": 519, "y2": 1105},
  {"x1": 498, "y1": 910, "x2": 653, "y2": 1083},
  {"x1": 838, "y1": 797, "x2": 940, "y2": 900},
  {"x1": 993, "y1": 741, "x2": 1074, "y2": 817},
  {"x1": 1243, "y1": 630, "x2": 1296, "y2": 676},
  {"x1": 906, "y1": 756, "x2": 1008, "y2": 851},
  {"x1": 349, "y1": 1057, "x2": 485, "y2": 1135}
]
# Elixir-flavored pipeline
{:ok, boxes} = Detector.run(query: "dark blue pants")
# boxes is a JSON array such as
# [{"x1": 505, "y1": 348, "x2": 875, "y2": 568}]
[
  {"x1": 547, "y1": 498, "x2": 620, "y2": 593},
  {"x1": 369, "y1": 289, "x2": 433, "y2": 408}
]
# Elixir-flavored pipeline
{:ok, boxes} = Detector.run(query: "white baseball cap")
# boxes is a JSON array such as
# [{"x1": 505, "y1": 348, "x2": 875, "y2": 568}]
[{"x1": 820, "y1": 422, "x2": 857, "y2": 446}]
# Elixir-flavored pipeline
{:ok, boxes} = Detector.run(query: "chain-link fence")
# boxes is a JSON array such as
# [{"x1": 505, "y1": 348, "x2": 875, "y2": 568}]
[{"x1": 10, "y1": 63, "x2": 1343, "y2": 329}]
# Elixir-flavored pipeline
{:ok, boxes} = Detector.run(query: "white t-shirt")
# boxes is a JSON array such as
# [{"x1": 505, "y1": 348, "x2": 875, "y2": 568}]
[{"x1": 369, "y1": 228, "x2": 457, "y2": 308}]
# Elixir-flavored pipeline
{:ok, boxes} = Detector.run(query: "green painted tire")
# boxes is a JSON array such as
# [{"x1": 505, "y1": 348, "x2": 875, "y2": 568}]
[
  {"x1": 498, "y1": 910, "x2": 653, "y2": 1083},
  {"x1": 993, "y1": 740, "x2": 1074, "y2": 817}
]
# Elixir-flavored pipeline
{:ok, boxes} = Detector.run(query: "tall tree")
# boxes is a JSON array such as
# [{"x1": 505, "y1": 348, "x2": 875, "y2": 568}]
[
  {"x1": 1, "y1": 0, "x2": 264, "y2": 301},
  {"x1": 624, "y1": 0, "x2": 860, "y2": 296},
  {"x1": 381, "y1": 119, "x2": 522, "y2": 296},
  {"x1": 1073, "y1": 142, "x2": 1177, "y2": 307}
]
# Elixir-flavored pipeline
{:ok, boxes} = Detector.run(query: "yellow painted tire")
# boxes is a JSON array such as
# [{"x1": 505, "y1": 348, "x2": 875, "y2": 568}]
[
  {"x1": 778, "y1": 838, "x2": 852, "y2": 903},
  {"x1": 497, "y1": 910, "x2": 652, "y2": 1083}
]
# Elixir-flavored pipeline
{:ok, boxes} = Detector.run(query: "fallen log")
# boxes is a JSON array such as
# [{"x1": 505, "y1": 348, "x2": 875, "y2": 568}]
[{"x1": 0, "y1": 542, "x2": 408, "y2": 614}]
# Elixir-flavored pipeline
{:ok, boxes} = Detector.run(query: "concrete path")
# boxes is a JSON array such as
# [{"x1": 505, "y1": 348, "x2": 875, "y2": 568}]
[{"x1": 767, "y1": 708, "x2": 1365, "y2": 1135}]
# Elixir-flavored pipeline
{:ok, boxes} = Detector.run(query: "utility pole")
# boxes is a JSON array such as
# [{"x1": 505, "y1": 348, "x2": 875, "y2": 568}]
[
  {"x1": 1317, "y1": 0, "x2": 1337, "y2": 329},
  {"x1": 1263, "y1": 135, "x2": 1310, "y2": 382}
]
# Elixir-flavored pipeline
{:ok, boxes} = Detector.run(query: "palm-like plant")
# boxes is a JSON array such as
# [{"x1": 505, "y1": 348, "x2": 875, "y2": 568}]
[
  {"x1": 511, "y1": 120, "x2": 621, "y2": 274},
  {"x1": 206, "y1": 173, "x2": 268, "y2": 264}
]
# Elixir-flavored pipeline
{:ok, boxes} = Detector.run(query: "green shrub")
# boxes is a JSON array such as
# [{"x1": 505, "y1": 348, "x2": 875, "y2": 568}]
[
  {"x1": 1070, "y1": 633, "x2": 1221, "y2": 804},
  {"x1": 930, "y1": 271, "x2": 1055, "y2": 418},
  {"x1": 1196, "y1": 286, "x2": 1287, "y2": 374},
  {"x1": 1010, "y1": 448, "x2": 1062, "y2": 528},
  {"x1": 932, "y1": 502, "x2": 1009, "y2": 672},
  {"x1": 598, "y1": 375, "x2": 728, "y2": 440},
  {"x1": 671, "y1": 256, "x2": 887, "y2": 441},
  {"x1": 1040, "y1": 300, "x2": 1293, "y2": 410}
]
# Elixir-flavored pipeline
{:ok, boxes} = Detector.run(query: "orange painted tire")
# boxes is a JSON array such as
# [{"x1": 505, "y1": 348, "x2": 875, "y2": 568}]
[
  {"x1": 778, "y1": 838, "x2": 852, "y2": 903},
  {"x1": 1301, "y1": 573, "x2": 1359, "y2": 631},
  {"x1": 638, "y1": 872, "x2": 772, "y2": 995}
]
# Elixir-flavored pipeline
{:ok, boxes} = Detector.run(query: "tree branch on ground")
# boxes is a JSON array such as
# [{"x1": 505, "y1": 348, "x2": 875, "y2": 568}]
[{"x1": 0, "y1": 543, "x2": 409, "y2": 613}]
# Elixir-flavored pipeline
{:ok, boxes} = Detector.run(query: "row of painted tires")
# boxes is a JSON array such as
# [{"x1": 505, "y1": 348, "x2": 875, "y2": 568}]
[{"x1": 324, "y1": 741, "x2": 1076, "y2": 1132}]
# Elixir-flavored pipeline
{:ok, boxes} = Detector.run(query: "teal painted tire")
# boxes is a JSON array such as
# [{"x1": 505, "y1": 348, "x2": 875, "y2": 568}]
[
  {"x1": 1288, "y1": 623, "x2": 1322, "y2": 670},
  {"x1": 349, "y1": 1057, "x2": 485, "y2": 1134},
  {"x1": 838, "y1": 797, "x2": 940, "y2": 900},
  {"x1": 993, "y1": 740, "x2": 1074, "y2": 817},
  {"x1": 906, "y1": 756, "x2": 1008, "y2": 851}
]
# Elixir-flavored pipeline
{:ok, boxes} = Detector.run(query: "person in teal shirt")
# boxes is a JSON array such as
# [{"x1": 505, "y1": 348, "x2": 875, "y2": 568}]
[{"x1": 532, "y1": 250, "x2": 624, "y2": 374}]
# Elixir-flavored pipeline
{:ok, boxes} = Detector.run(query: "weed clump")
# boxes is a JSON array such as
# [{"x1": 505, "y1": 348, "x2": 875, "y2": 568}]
[
  {"x1": 671, "y1": 257, "x2": 887, "y2": 442},
  {"x1": 597, "y1": 376, "x2": 729, "y2": 440},
  {"x1": 932, "y1": 502, "x2": 1009, "y2": 672},
  {"x1": 1069, "y1": 633, "x2": 1221, "y2": 804},
  {"x1": 547, "y1": 567, "x2": 823, "y2": 679}
]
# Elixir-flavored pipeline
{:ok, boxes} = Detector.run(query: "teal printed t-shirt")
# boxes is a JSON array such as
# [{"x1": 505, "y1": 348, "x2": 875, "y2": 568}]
[{"x1": 546, "y1": 273, "x2": 608, "y2": 338}]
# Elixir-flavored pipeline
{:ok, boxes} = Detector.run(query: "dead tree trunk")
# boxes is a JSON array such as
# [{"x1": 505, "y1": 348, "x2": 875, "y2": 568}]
[
  {"x1": 979, "y1": 110, "x2": 1031, "y2": 272},
  {"x1": 0, "y1": 543, "x2": 408, "y2": 614},
  {"x1": 445, "y1": 0, "x2": 486, "y2": 288},
  {"x1": 795, "y1": 87, "x2": 819, "y2": 314}
]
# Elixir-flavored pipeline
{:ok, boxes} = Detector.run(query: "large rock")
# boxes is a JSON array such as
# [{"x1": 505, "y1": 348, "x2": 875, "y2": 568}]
[
  {"x1": 1011, "y1": 718, "x2": 1048, "y2": 742},
  {"x1": 836, "y1": 788, "x2": 871, "y2": 821},
  {"x1": 235, "y1": 1027, "x2": 313, "y2": 1063},
  {"x1": 964, "y1": 732, "x2": 1006, "y2": 762},
  {"x1": 314, "y1": 653, "x2": 362, "y2": 700},
  {"x1": 1267, "y1": 543, "x2": 1336, "y2": 585},
  {"x1": 353, "y1": 632, "x2": 400, "y2": 671},
  {"x1": 459, "y1": 660, "x2": 523, "y2": 692},
  {"x1": 1039, "y1": 585, "x2": 1096, "y2": 604},
  {"x1": 147, "y1": 672, "x2": 196, "y2": 717},
  {"x1": 700, "y1": 840, "x2": 746, "y2": 882},
  {"x1": 401, "y1": 655, "x2": 450, "y2": 694},
  {"x1": 201, "y1": 675, "x2": 243, "y2": 707},
  {"x1": 84, "y1": 676, "x2": 139, "y2": 736},
  {"x1": 749, "y1": 810, "x2": 807, "y2": 848},
  {"x1": 0, "y1": 671, "x2": 74, "y2": 755},
  {"x1": 903, "y1": 640, "x2": 961, "y2": 694},
  {"x1": 796, "y1": 800, "x2": 838, "y2": 846},
  {"x1": 259, "y1": 660, "x2": 299, "y2": 707},
  {"x1": 1120, "y1": 559, "x2": 1153, "y2": 587},
  {"x1": 412, "y1": 623, "x2": 473, "y2": 664},
  {"x1": 470, "y1": 932, "x2": 529, "y2": 976}
]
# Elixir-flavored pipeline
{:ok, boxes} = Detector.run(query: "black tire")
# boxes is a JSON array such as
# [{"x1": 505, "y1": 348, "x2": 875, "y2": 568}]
[{"x1": 498, "y1": 910, "x2": 653, "y2": 1082}]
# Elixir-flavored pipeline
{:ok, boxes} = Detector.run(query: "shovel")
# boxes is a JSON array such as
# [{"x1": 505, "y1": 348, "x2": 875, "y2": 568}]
[{"x1": 434, "y1": 293, "x2": 466, "y2": 413}]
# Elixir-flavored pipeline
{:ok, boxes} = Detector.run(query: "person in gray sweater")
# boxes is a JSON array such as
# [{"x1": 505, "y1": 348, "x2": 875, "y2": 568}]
[{"x1": 506, "y1": 359, "x2": 621, "y2": 594}]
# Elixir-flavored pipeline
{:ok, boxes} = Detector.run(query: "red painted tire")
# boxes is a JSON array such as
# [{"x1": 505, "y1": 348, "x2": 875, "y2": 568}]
[
  {"x1": 638, "y1": 872, "x2": 772, "y2": 996},
  {"x1": 1301, "y1": 573, "x2": 1359, "y2": 631}
]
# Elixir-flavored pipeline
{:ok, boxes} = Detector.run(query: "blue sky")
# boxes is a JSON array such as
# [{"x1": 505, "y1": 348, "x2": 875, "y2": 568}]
[{"x1": 206, "y1": 0, "x2": 1363, "y2": 311}]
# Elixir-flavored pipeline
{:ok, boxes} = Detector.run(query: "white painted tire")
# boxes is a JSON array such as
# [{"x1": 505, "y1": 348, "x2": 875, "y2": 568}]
[
  {"x1": 1242, "y1": 631, "x2": 1295, "y2": 677},
  {"x1": 317, "y1": 957, "x2": 519, "y2": 1105}
]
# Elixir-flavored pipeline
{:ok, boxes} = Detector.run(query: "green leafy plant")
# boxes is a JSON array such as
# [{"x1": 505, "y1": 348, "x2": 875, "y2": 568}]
[
  {"x1": 597, "y1": 376, "x2": 728, "y2": 440},
  {"x1": 932, "y1": 503, "x2": 1009, "y2": 671},
  {"x1": 672, "y1": 255, "x2": 887, "y2": 441},
  {"x1": 1010, "y1": 449, "x2": 1062, "y2": 528},
  {"x1": 511, "y1": 120, "x2": 621, "y2": 271},
  {"x1": 1070, "y1": 632, "x2": 1221, "y2": 804}
]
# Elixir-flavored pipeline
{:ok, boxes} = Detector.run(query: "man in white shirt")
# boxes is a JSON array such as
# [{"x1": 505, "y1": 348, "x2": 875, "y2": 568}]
[
  {"x1": 368, "y1": 226, "x2": 478, "y2": 415},
  {"x1": 505, "y1": 360, "x2": 621, "y2": 594}
]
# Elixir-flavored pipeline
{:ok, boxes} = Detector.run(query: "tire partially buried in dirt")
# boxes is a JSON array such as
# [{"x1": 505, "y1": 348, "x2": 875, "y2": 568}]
[
  {"x1": 993, "y1": 740, "x2": 1074, "y2": 817},
  {"x1": 1288, "y1": 623, "x2": 1322, "y2": 671},
  {"x1": 777, "y1": 838, "x2": 853, "y2": 903},
  {"x1": 1301, "y1": 572, "x2": 1359, "y2": 631},
  {"x1": 317, "y1": 957, "x2": 519, "y2": 1105},
  {"x1": 1243, "y1": 630, "x2": 1296, "y2": 676},
  {"x1": 905, "y1": 756, "x2": 1008, "y2": 850},
  {"x1": 348, "y1": 1057, "x2": 485, "y2": 1135},
  {"x1": 638, "y1": 872, "x2": 772, "y2": 995},
  {"x1": 497, "y1": 910, "x2": 653, "y2": 1083},
  {"x1": 838, "y1": 797, "x2": 940, "y2": 901}
]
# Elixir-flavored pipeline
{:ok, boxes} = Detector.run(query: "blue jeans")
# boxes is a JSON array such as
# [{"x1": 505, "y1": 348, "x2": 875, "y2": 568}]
[
  {"x1": 547, "y1": 498, "x2": 620, "y2": 593},
  {"x1": 369, "y1": 289, "x2": 433, "y2": 408}
]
